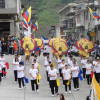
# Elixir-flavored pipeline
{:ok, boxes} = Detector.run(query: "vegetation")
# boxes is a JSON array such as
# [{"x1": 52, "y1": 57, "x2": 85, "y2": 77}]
[{"x1": 21, "y1": 0, "x2": 75, "y2": 37}]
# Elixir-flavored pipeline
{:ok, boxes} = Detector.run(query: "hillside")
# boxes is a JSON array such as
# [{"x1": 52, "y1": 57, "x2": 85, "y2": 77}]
[{"x1": 21, "y1": 0, "x2": 75, "y2": 37}]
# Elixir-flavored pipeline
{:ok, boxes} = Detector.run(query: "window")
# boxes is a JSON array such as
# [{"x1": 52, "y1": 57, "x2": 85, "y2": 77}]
[{"x1": 0, "y1": 0, "x2": 5, "y2": 8}]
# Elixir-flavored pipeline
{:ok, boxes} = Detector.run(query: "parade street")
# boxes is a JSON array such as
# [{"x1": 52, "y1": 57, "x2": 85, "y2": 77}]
[{"x1": 0, "y1": 50, "x2": 90, "y2": 100}]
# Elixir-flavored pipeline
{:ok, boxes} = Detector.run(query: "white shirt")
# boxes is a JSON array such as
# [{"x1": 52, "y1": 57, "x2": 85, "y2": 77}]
[
  {"x1": 95, "y1": 63, "x2": 100, "y2": 73},
  {"x1": 71, "y1": 66, "x2": 79, "y2": 78},
  {"x1": 46, "y1": 65, "x2": 50, "y2": 71},
  {"x1": 33, "y1": 62, "x2": 38, "y2": 69},
  {"x1": 48, "y1": 69, "x2": 58, "y2": 80},
  {"x1": 18, "y1": 56, "x2": 22, "y2": 62},
  {"x1": 17, "y1": 66, "x2": 24, "y2": 78},
  {"x1": 44, "y1": 60, "x2": 49, "y2": 70},
  {"x1": 58, "y1": 59, "x2": 62, "y2": 69},
  {"x1": 68, "y1": 58, "x2": 73, "y2": 68},
  {"x1": 63, "y1": 69, "x2": 71, "y2": 80},
  {"x1": 32, "y1": 58, "x2": 39, "y2": 63},
  {"x1": 93, "y1": 61, "x2": 98, "y2": 72},
  {"x1": 0, "y1": 62, "x2": 2, "y2": 73},
  {"x1": 0, "y1": 57, "x2": 6, "y2": 68},
  {"x1": 29, "y1": 68, "x2": 38, "y2": 80},
  {"x1": 81, "y1": 59, "x2": 87, "y2": 68},
  {"x1": 13, "y1": 59, "x2": 19, "y2": 70},
  {"x1": 86, "y1": 63, "x2": 92, "y2": 75},
  {"x1": 60, "y1": 63, "x2": 65, "y2": 73}
]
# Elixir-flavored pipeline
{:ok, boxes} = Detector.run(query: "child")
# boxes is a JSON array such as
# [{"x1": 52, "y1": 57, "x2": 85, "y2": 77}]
[
  {"x1": 48, "y1": 64, "x2": 59, "y2": 96},
  {"x1": 32, "y1": 55, "x2": 39, "y2": 63},
  {"x1": 29, "y1": 64, "x2": 39, "y2": 92},
  {"x1": 85, "y1": 60, "x2": 93, "y2": 86},
  {"x1": 67, "y1": 55, "x2": 73, "y2": 68},
  {"x1": 17, "y1": 62, "x2": 25, "y2": 89},
  {"x1": 13, "y1": 55, "x2": 19, "y2": 83},
  {"x1": 71, "y1": 62, "x2": 79, "y2": 91},
  {"x1": 0, "y1": 54, "x2": 6, "y2": 78},
  {"x1": 17, "y1": 54, "x2": 22, "y2": 62},
  {"x1": 58, "y1": 55, "x2": 62, "y2": 79},
  {"x1": 63, "y1": 64, "x2": 71, "y2": 93},
  {"x1": 81, "y1": 56, "x2": 87, "y2": 79}
]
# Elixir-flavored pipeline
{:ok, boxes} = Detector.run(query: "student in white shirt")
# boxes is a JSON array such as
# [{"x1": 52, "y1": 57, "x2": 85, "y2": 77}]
[
  {"x1": 0, "y1": 62, "x2": 3, "y2": 84},
  {"x1": 0, "y1": 54, "x2": 6, "y2": 78},
  {"x1": 44, "y1": 57, "x2": 50, "y2": 82},
  {"x1": 29, "y1": 64, "x2": 39, "y2": 92},
  {"x1": 68, "y1": 55, "x2": 73, "y2": 68},
  {"x1": 81, "y1": 56, "x2": 87, "y2": 79},
  {"x1": 32, "y1": 55, "x2": 39, "y2": 63},
  {"x1": 57, "y1": 55, "x2": 62, "y2": 79},
  {"x1": 63, "y1": 64, "x2": 71, "y2": 93},
  {"x1": 13, "y1": 55, "x2": 19, "y2": 83},
  {"x1": 93, "y1": 57, "x2": 98, "y2": 79},
  {"x1": 94, "y1": 59, "x2": 100, "y2": 83},
  {"x1": 17, "y1": 62, "x2": 25, "y2": 89},
  {"x1": 48, "y1": 64, "x2": 59, "y2": 96},
  {"x1": 33, "y1": 59, "x2": 39, "y2": 70},
  {"x1": 85, "y1": 60, "x2": 93, "y2": 86},
  {"x1": 71, "y1": 62, "x2": 79, "y2": 91},
  {"x1": 17, "y1": 54, "x2": 22, "y2": 62}
]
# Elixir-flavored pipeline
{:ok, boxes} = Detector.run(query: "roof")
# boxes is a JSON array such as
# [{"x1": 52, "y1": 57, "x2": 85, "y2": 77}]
[{"x1": 58, "y1": 3, "x2": 77, "y2": 13}]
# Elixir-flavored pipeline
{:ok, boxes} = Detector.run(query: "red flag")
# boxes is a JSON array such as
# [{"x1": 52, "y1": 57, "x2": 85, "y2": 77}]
[
  {"x1": 2, "y1": 71, "x2": 7, "y2": 75},
  {"x1": 91, "y1": 71, "x2": 94, "y2": 78},
  {"x1": 5, "y1": 62, "x2": 9, "y2": 69}
]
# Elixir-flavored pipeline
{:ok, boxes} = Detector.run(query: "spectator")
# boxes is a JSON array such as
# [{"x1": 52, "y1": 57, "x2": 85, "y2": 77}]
[{"x1": 59, "y1": 94, "x2": 65, "y2": 100}]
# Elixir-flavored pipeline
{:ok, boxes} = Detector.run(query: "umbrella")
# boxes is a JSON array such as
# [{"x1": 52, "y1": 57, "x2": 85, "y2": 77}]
[
  {"x1": 80, "y1": 41, "x2": 95, "y2": 52},
  {"x1": 34, "y1": 38, "x2": 44, "y2": 50},
  {"x1": 75, "y1": 38, "x2": 90, "y2": 49},
  {"x1": 21, "y1": 37, "x2": 36, "y2": 52}
]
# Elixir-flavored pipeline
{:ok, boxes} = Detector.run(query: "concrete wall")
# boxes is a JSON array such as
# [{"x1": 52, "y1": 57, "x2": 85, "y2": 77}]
[{"x1": 0, "y1": 0, "x2": 18, "y2": 14}]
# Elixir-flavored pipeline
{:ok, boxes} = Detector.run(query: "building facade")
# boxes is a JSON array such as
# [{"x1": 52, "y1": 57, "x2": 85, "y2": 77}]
[
  {"x1": 59, "y1": 0, "x2": 100, "y2": 40},
  {"x1": 0, "y1": 0, "x2": 21, "y2": 42}
]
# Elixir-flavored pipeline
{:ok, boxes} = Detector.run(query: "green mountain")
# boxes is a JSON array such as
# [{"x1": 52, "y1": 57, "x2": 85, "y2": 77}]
[{"x1": 21, "y1": 0, "x2": 75, "y2": 37}]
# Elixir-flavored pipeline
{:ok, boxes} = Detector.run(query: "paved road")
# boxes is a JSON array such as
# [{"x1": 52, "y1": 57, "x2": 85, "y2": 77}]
[{"x1": 0, "y1": 50, "x2": 90, "y2": 100}]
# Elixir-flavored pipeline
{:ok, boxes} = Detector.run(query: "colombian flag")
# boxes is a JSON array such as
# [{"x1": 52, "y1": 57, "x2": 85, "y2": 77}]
[
  {"x1": 88, "y1": 7, "x2": 100, "y2": 19},
  {"x1": 23, "y1": 18, "x2": 28, "y2": 29},
  {"x1": 31, "y1": 21, "x2": 38, "y2": 31},
  {"x1": 23, "y1": 7, "x2": 31, "y2": 26}
]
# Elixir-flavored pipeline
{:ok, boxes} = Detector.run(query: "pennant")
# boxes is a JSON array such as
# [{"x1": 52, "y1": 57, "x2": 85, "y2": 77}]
[
  {"x1": 31, "y1": 21, "x2": 38, "y2": 32},
  {"x1": 91, "y1": 71, "x2": 94, "y2": 78},
  {"x1": 56, "y1": 78, "x2": 60, "y2": 86},
  {"x1": 2, "y1": 71, "x2": 7, "y2": 75},
  {"x1": 22, "y1": 61, "x2": 24, "y2": 66},
  {"x1": 5, "y1": 62, "x2": 9, "y2": 69},
  {"x1": 66, "y1": 80, "x2": 70, "y2": 85},
  {"x1": 78, "y1": 74, "x2": 83, "y2": 81},
  {"x1": 24, "y1": 77, "x2": 29, "y2": 83},
  {"x1": 79, "y1": 67, "x2": 83, "y2": 74},
  {"x1": 52, "y1": 62, "x2": 55, "y2": 67},
  {"x1": 38, "y1": 63, "x2": 40, "y2": 69}
]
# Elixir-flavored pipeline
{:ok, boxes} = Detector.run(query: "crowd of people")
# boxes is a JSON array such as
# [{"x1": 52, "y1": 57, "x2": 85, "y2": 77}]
[{"x1": 0, "y1": 36, "x2": 100, "y2": 100}]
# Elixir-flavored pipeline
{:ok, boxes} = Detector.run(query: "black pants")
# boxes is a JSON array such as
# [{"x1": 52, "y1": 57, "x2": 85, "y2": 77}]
[
  {"x1": 46, "y1": 71, "x2": 49, "y2": 82},
  {"x1": 64, "y1": 80, "x2": 71, "y2": 91},
  {"x1": 0, "y1": 73, "x2": 2, "y2": 82},
  {"x1": 50, "y1": 80, "x2": 58, "y2": 95},
  {"x1": 86, "y1": 75, "x2": 92, "y2": 85},
  {"x1": 2, "y1": 68, "x2": 6, "y2": 77},
  {"x1": 59, "y1": 69, "x2": 62, "y2": 78},
  {"x1": 95, "y1": 73, "x2": 100, "y2": 83},
  {"x1": 82, "y1": 68, "x2": 86, "y2": 78},
  {"x1": 73, "y1": 77, "x2": 79, "y2": 89},
  {"x1": 31, "y1": 80, "x2": 38, "y2": 91},
  {"x1": 14, "y1": 71, "x2": 17, "y2": 81},
  {"x1": 18, "y1": 77, "x2": 25, "y2": 88}
]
